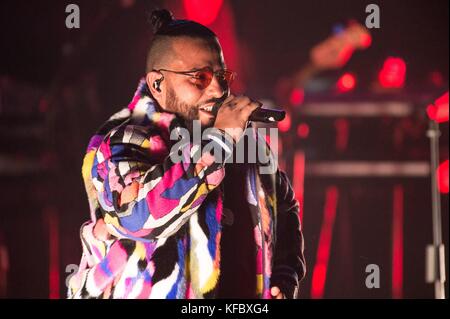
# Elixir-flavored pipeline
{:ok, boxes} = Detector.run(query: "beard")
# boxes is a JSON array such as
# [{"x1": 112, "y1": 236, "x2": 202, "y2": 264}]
[
  {"x1": 165, "y1": 87, "x2": 199, "y2": 122},
  {"x1": 165, "y1": 86, "x2": 223, "y2": 133}
]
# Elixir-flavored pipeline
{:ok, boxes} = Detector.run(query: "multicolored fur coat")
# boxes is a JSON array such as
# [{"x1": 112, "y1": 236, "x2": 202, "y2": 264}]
[{"x1": 68, "y1": 79, "x2": 305, "y2": 299}]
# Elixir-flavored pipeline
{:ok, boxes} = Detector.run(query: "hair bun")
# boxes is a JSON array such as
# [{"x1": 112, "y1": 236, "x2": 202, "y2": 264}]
[{"x1": 150, "y1": 9, "x2": 174, "y2": 34}]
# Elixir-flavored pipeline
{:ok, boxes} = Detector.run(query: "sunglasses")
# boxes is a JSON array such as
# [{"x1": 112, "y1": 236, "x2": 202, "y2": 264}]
[{"x1": 154, "y1": 67, "x2": 236, "y2": 90}]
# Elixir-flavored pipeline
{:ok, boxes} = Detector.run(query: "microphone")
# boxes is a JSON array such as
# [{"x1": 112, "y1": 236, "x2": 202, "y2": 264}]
[
  {"x1": 213, "y1": 100, "x2": 286, "y2": 123},
  {"x1": 249, "y1": 107, "x2": 286, "y2": 123}
]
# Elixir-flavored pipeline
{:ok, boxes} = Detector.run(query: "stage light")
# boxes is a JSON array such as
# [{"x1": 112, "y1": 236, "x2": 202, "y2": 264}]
[
  {"x1": 293, "y1": 151, "x2": 305, "y2": 223},
  {"x1": 378, "y1": 57, "x2": 406, "y2": 89},
  {"x1": 311, "y1": 186, "x2": 339, "y2": 299},
  {"x1": 426, "y1": 91, "x2": 449, "y2": 123},
  {"x1": 336, "y1": 73, "x2": 356, "y2": 93},
  {"x1": 347, "y1": 20, "x2": 372, "y2": 49},
  {"x1": 290, "y1": 88, "x2": 304, "y2": 106},
  {"x1": 297, "y1": 123, "x2": 310, "y2": 138},
  {"x1": 183, "y1": 0, "x2": 223, "y2": 26},
  {"x1": 359, "y1": 32, "x2": 372, "y2": 49},
  {"x1": 277, "y1": 112, "x2": 291, "y2": 133},
  {"x1": 437, "y1": 160, "x2": 449, "y2": 194},
  {"x1": 392, "y1": 185, "x2": 404, "y2": 298}
]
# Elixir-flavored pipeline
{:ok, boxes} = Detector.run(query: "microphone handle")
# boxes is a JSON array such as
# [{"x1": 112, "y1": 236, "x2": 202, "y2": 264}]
[{"x1": 249, "y1": 107, "x2": 286, "y2": 123}]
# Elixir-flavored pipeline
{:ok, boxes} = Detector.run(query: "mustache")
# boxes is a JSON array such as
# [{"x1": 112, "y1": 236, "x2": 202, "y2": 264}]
[
  {"x1": 202, "y1": 96, "x2": 228, "y2": 115},
  {"x1": 195, "y1": 96, "x2": 226, "y2": 115},
  {"x1": 202, "y1": 97, "x2": 226, "y2": 107}
]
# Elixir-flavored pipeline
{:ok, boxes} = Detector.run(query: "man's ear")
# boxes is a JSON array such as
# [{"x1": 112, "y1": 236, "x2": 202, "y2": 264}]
[{"x1": 146, "y1": 71, "x2": 165, "y2": 105}]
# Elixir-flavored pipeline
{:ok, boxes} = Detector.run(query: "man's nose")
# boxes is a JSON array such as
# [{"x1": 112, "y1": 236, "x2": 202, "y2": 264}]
[{"x1": 205, "y1": 75, "x2": 227, "y2": 99}]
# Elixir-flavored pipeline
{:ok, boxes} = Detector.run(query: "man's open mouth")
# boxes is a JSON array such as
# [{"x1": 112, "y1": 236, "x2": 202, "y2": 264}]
[
  {"x1": 199, "y1": 104, "x2": 215, "y2": 116},
  {"x1": 199, "y1": 105, "x2": 214, "y2": 112}
]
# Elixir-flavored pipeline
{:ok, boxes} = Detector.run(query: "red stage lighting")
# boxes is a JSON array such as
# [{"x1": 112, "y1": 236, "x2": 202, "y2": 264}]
[
  {"x1": 426, "y1": 91, "x2": 449, "y2": 123},
  {"x1": 334, "y1": 118, "x2": 349, "y2": 152},
  {"x1": 311, "y1": 186, "x2": 339, "y2": 299},
  {"x1": 293, "y1": 151, "x2": 305, "y2": 223},
  {"x1": 359, "y1": 32, "x2": 372, "y2": 49},
  {"x1": 183, "y1": 0, "x2": 223, "y2": 25},
  {"x1": 297, "y1": 123, "x2": 310, "y2": 138},
  {"x1": 392, "y1": 185, "x2": 404, "y2": 298},
  {"x1": 378, "y1": 57, "x2": 407, "y2": 89},
  {"x1": 336, "y1": 73, "x2": 356, "y2": 93},
  {"x1": 290, "y1": 88, "x2": 304, "y2": 106},
  {"x1": 277, "y1": 112, "x2": 291, "y2": 133},
  {"x1": 437, "y1": 160, "x2": 449, "y2": 194}
]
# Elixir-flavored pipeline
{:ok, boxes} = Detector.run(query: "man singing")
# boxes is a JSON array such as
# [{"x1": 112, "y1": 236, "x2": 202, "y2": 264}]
[{"x1": 68, "y1": 9, "x2": 305, "y2": 299}]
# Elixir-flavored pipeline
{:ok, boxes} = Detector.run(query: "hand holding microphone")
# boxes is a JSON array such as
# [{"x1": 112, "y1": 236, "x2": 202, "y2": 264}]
[{"x1": 213, "y1": 94, "x2": 285, "y2": 143}]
